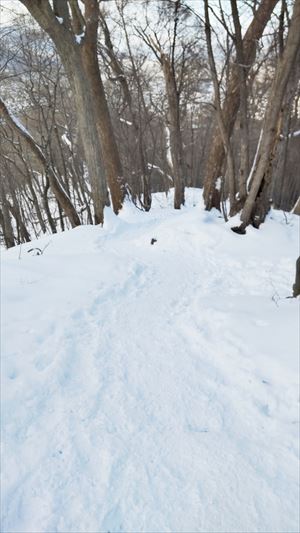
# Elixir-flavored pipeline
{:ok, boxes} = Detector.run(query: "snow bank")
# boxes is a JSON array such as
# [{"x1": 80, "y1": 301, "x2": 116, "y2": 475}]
[{"x1": 1, "y1": 189, "x2": 299, "y2": 533}]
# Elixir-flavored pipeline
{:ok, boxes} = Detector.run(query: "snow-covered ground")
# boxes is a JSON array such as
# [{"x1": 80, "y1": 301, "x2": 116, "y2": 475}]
[{"x1": 1, "y1": 189, "x2": 299, "y2": 533}]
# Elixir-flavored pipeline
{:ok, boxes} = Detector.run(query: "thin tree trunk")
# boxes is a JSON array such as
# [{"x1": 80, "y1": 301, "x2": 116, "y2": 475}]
[
  {"x1": 42, "y1": 176, "x2": 57, "y2": 234},
  {"x1": 161, "y1": 54, "x2": 185, "y2": 209},
  {"x1": 81, "y1": 1, "x2": 125, "y2": 214},
  {"x1": 0, "y1": 183, "x2": 15, "y2": 248},
  {"x1": 293, "y1": 256, "x2": 300, "y2": 297},
  {"x1": 204, "y1": 0, "x2": 236, "y2": 210},
  {"x1": 230, "y1": 0, "x2": 250, "y2": 212},
  {"x1": 28, "y1": 180, "x2": 47, "y2": 234},
  {"x1": 8, "y1": 189, "x2": 31, "y2": 243}
]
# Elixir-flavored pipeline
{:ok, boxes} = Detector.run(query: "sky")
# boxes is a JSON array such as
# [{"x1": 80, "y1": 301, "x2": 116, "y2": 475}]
[
  {"x1": 0, "y1": 0, "x2": 27, "y2": 24},
  {"x1": 0, "y1": 0, "x2": 253, "y2": 30}
]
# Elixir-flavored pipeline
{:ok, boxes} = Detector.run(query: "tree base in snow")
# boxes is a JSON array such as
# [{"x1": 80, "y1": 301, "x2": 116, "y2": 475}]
[
  {"x1": 292, "y1": 256, "x2": 300, "y2": 297},
  {"x1": 231, "y1": 225, "x2": 246, "y2": 235}
]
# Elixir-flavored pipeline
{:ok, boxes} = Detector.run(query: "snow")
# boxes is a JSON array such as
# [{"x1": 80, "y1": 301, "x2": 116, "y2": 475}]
[
  {"x1": 10, "y1": 113, "x2": 32, "y2": 138},
  {"x1": 280, "y1": 129, "x2": 300, "y2": 139},
  {"x1": 56, "y1": 17, "x2": 63, "y2": 25},
  {"x1": 120, "y1": 118, "x2": 133, "y2": 126},
  {"x1": 61, "y1": 133, "x2": 72, "y2": 149},
  {"x1": 147, "y1": 163, "x2": 173, "y2": 182},
  {"x1": 75, "y1": 32, "x2": 85, "y2": 45},
  {"x1": 1, "y1": 189, "x2": 299, "y2": 533},
  {"x1": 215, "y1": 176, "x2": 222, "y2": 191},
  {"x1": 165, "y1": 125, "x2": 173, "y2": 170}
]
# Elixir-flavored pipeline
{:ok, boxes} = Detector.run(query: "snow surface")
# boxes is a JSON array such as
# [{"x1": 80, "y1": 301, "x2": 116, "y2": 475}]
[{"x1": 1, "y1": 189, "x2": 299, "y2": 533}]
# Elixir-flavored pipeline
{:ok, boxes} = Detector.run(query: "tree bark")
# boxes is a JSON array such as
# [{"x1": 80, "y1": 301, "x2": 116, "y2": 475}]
[
  {"x1": 161, "y1": 53, "x2": 185, "y2": 209},
  {"x1": 203, "y1": 0, "x2": 279, "y2": 211},
  {"x1": 230, "y1": 0, "x2": 250, "y2": 212},
  {"x1": 82, "y1": 0, "x2": 125, "y2": 215},
  {"x1": 0, "y1": 182, "x2": 15, "y2": 248},
  {"x1": 204, "y1": 0, "x2": 236, "y2": 210},
  {"x1": 272, "y1": 49, "x2": 300, "y2": 210},
  {"x1": 239, "y1": 0, "x2": 300, "y2": 229},
  {"x1": 293, "y1": 196, "x2": 300, "y2": 215},
  {"x1": 293, "y1": 256, "x2": 300, "y2": 297}
]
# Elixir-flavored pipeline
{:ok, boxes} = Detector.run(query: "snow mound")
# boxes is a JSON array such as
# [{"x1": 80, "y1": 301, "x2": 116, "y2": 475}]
[{"x1": 1, "y1": 189, "x2": 299, "y2": 533}]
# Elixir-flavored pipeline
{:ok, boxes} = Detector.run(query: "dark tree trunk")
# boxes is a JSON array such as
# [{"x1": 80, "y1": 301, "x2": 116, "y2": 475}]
[
  {"x1": 293, "y1": 257, "x2": 300, "y2": 297},
  {"x1": 161, "y1": 54, "x2": 185, "y2": 209},
  {"x1": 0, "y1": 187, "x2": 15, "y2": 248}
]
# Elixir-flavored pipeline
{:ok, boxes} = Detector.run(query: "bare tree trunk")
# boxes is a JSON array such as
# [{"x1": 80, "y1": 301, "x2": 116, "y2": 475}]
[
  {"x1": 293, "y1": 196, "x2": 300, "y2": 215},
  {"x1": 239, "y1": 0, "x2": 300, "y2": 229},
  {"x1": 81, "y1": 0, "x2": 125, "y2": 215},
  {"x1": 230, "y1": 0, "x2": 250, "y2": 212},
  {"x1": 42, "y1": 176, "x2": 57, "y2": 234},
  {"x1": 272, "y1": 48, "x2": 300, "y2": 210},
  {"x1": 203, "y1": 0, "x2": 279, "y2": 211},
  {"x1": 204, "y1": 0, "x2": 236, "y2": 210},
  {"x1": 8, "y1": 187, "x2": 31, "y2": 243},
  {"x1": 293, "y1": 256, "x2": 300, "y2": 297},
  {"x1": 161, "y1": 54, "x2": 185, "y2": 209},
  {"x1": 0, "y1": 182, "x2": 15, "y2": 248}
]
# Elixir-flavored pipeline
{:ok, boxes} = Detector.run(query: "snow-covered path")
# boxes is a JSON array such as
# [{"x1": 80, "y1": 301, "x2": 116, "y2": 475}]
[{"x1": 1, "y1": 191, "x2": 299, "y2": 532}]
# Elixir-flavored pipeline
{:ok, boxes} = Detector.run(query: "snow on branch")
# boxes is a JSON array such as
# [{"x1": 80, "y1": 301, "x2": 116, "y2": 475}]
[
  {"x1": 120, "y1": 117, "x2": 133, "y2": 126},
  {"x1": 280, "y1": 129, "x2": 300, "y2": 140}
]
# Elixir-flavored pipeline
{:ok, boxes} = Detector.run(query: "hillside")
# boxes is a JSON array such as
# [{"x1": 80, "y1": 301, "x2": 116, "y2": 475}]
[{"x1": 1, "y1": 190, "x2": 299, "y2": 533}]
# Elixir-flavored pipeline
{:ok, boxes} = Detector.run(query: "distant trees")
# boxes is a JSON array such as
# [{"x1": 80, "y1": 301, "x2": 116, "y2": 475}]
[
  {"x1": 137, "y1": 0, "x2": 190, "y2": 209},
  {"x1": 99, "y1": 1, "x2": 152, "y2": 210},
  {"x1": 0, "y1": 97, "x2": 81, "y2": 228},
  {"x1": 0, "y1": 0, "x2": 299, "y2": 247}
]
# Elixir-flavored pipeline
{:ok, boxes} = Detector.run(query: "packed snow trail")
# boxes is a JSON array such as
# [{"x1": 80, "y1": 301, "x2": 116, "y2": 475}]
[{"x1": 1, "y1": 190, "x2": 299, "y2": 533}]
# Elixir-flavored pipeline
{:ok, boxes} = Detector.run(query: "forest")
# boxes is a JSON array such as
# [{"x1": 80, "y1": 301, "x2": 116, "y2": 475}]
[
  {"x1": 0, "y1": 0, "x2": 299, "y2": 246},
  {"x1": 1, "y1": 2, "x2": 300, "y2": 532}
]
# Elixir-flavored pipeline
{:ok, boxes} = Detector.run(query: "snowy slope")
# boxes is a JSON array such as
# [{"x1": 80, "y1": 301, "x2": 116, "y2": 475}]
[{"x1": 1, "y1": 189, "x2": 299, "y2": 533}]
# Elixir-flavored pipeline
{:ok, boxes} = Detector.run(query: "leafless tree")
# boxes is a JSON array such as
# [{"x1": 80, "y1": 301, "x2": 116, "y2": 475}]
[
  {"x1": 203, "y1": 0, "x2": 279, "y2": 212},
  {"x1": 18, "y1": 0, "x2": 126, "y2": 223},
  {"x1": 237, "y1": 0, "x2": 300, "y2": 231}
]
